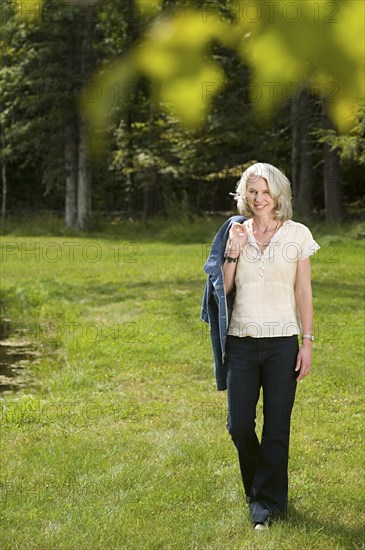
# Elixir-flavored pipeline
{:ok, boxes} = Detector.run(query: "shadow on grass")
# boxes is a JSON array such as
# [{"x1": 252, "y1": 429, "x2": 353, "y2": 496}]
[
  {"x1": 313, "y1": 280, "x2": 363, "y2": 310},
  {"x1": 27, "y1": 278, "x2": 206, "y2": 307},
  {"x1": 287, "y1": 504, "x2": 363, "y2": 549},
  {"x1": 3, "y1": 214, "x2": 364, "y2": 244},
  {"x1": 1, "y1": 214, "x2": 228, "y2": 245}
]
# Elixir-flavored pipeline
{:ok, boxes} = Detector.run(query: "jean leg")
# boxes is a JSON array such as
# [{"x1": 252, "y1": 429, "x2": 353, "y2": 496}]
[
  {"x1": 226, "y1": 336, "x2": 261, "y2": 498},
  {"x1": 249, "y1": 336, "x2": 298, "y2": 523}
]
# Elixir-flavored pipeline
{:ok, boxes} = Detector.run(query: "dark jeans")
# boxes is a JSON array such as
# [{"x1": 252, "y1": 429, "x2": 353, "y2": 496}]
[{"x1": 225, "y1": 335, "x2": 299, "y2": 524}]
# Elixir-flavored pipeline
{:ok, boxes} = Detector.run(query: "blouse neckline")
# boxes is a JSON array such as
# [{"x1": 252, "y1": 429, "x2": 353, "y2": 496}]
[{"x1": 244, "y1": 218, "x2": 290, "y2": 256}]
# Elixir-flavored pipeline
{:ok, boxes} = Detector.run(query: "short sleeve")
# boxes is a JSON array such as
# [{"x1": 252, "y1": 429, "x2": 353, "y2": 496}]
[{"x1": 299, "y1": 225, "x2": 320, "y2": 260}]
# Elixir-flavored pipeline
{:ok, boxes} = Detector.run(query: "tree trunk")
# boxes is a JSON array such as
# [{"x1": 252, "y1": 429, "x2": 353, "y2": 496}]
[
  {"x1": 322, "y1": 106, "x2": 342, "y2": 222},
  {"x1": 1, "y1": 126, "x2": 7, "y2": 233},
  {"x1": 76, "y1": 5, "x2": 93, "y2": 230},
  {"x1": 143, "y1": 174, "x2": 160, "y2": 219},
  {"x1": 77, "y1": 115, "x2": 91, "y2": 229},
  {"x1": 125, "y1": 172, "x2": 134, "y2": 218},
  {"x1": 297, "y1": 91, "x2": 314, "y2": 216},
  {"x1": 143, "y1": 101, "x2": 161, "y2": 219},
  {"x1": 291, "y1": 89, "x2": 314, "y2": 216},
  {"x1": 123, "y1": 0, "x2": 140, "y2": 219},
  {"x1": 291, "y1": 93, "x2": 301, "y2": 202},
  {"x1": 65, "y1": 115, "x2": 78, "y2": 229},
  {"x1": 64, "y1": 16, "x2": 79, "y2": 229},
  {"x1": 125, "y1": 111, "x2": 134, "y2": 218}
]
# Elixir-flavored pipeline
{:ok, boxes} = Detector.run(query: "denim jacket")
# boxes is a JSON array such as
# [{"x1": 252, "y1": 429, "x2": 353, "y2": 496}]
[{"x1": 200, "y1": 215, "x2": 246, "y2": 391}]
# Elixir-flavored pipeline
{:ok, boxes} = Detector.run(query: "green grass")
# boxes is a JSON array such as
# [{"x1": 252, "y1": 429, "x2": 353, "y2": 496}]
[{"x1": 0, "y1": 215, "x2": 364, "y2": 549}]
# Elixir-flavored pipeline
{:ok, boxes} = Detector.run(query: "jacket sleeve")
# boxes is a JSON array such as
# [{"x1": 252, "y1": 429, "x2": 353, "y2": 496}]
[
  {"x1": 207, "y1": 293, "x2": 228, "y2": 391},
  {"x1": 200, "y1": 277, "x2": 210, "y2": 323}
]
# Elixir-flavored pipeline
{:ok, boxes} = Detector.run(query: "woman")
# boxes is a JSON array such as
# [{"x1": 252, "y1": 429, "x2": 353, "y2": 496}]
[{"x1": 202, "y1": 162, "x2": 319, "y2": 530}]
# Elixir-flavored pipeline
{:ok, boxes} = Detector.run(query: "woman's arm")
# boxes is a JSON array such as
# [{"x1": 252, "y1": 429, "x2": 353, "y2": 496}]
[
  {"x1": 294, "y1": 257, "x2": 313, "y2": 381},
  {"x1": 223, "y1": 257, "x2": 238, "y2": 295},
  {"x1": 223, "y1": 223, "x2": 247, "y2": 295}
]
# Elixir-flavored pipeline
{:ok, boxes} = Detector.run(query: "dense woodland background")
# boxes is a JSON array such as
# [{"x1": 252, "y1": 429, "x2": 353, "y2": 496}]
[{"x1": 0, "y1": 0, "x2": 364, "y2": 229}]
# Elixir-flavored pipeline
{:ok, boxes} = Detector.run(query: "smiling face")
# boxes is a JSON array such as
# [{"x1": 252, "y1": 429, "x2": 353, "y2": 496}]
[{"x1": 246, "y1": 176, "x2": 276, "y2": 219}]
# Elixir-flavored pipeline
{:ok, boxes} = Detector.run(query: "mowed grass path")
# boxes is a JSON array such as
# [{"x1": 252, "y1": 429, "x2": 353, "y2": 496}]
[{"x1": 0, "y1": 217, "x2": 364, "y2": 549}]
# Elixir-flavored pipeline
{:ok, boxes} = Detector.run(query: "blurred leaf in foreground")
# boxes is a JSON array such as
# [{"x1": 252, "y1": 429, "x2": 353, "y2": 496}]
[
  {"x1": 231, "y1": 0, "x2": 364, "y2": 132},
  {"x1": 81, "y1": 1, "x2": 364, "y2": 145},
  {"x1": 12, "y1": 0, "x2": 43, "y2": 21},
  {"x1": 134, "y1": 0, "x2": 162, "y2": 17}
]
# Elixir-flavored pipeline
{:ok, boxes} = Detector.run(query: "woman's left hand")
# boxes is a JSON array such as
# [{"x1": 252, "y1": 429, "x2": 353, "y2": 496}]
[{"x1": 295, "y1": 342, "x2": 312, "y2": 381}]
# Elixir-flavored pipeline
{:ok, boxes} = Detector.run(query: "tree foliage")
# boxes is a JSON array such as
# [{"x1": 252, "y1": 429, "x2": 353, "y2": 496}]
[{"x1": 0, "y1": 0, "x2": 364, "y2": 225}]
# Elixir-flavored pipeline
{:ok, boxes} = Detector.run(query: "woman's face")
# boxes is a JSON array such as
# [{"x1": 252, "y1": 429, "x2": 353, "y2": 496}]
[{"x1": 246, "y1": 176, "x2": 276, "y2": 218}]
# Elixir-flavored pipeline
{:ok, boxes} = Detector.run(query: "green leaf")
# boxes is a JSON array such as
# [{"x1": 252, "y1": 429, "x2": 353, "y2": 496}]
[
  {"x1": 13, "y1": 0, "x2": 44, "y2": 21},
  {"x1": 134, "y1": 0, "x2": 162, "y2": 17}
]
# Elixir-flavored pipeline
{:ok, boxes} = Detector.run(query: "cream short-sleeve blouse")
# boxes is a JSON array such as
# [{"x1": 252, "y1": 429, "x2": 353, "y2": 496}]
[{"x1": 227, "y1": 219, "x2": 320, "y2": 338}]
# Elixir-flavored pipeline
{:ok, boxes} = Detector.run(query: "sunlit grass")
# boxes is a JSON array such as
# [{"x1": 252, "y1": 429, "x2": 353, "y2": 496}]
[{"x1": 0, "y1": 217, "x2": 363, "y2": 549}]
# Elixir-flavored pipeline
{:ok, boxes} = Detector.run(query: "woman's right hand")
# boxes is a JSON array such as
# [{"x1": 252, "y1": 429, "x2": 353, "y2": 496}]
[{"x1": 226, "y1": 223, "x2": 248, "y2": 257}]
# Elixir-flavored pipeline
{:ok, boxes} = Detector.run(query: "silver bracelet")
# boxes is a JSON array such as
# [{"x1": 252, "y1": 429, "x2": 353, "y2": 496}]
[{"x1": 302, "y1": 334, "x2": 314, "y2": 342}]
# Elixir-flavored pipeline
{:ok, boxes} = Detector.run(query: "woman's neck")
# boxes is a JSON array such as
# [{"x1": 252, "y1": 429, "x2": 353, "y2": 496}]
[{"x1": 252, "y1": 216, "x2": 278, "y2": 233}]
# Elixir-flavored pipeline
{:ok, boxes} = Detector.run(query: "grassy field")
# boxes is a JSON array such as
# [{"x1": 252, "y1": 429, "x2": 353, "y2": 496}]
[{"x1": 0, "y1": 215, "x2": 364, "y2": 549}]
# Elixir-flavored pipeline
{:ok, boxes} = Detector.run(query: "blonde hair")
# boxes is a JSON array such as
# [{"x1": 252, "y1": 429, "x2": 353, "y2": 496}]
[{"x1": 233, "y1": 162, "x2": 293, "y2": 221}]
